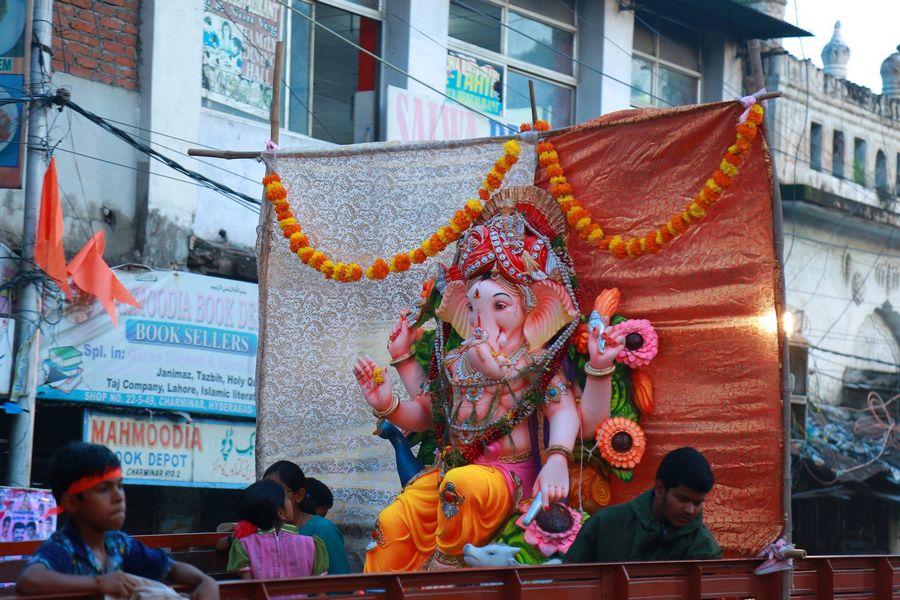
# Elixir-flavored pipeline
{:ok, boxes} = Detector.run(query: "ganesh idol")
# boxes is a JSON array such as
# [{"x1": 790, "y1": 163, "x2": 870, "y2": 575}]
[{"x1": 353, "y1": 185, "x2": 625, "y2": 571}]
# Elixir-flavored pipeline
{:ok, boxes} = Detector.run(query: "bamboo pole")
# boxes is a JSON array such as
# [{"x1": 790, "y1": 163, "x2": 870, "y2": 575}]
[
  {"x1": 187, "y1": 90, "x2": 784, "y2": 160},
  {"x1": 747, "y1": 37, "x2": 793, "y2": 598},
  {"x1": 254, "y1": 40, "x2": 283, "y2": 476},
  {"x1": 528, "y1": 80, "x2": 538, "y2": 125}
]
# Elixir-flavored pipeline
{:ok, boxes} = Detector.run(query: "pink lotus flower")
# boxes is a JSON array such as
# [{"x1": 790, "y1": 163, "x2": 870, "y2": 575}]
[
  {"x1": 515, "y1": 502, "x2": 583, "y2": 558},
  {"x1": 610, "y1": 319, "x2": 658, "y2": 368}
]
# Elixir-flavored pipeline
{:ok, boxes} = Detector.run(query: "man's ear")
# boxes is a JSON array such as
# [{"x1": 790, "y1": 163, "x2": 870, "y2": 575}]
[
  {"x1": 60, "y1": 494, "x2": 79, "y2": 514},
  {"x1": 653, "y1": 479, "x2": 666, "y2": 500}
]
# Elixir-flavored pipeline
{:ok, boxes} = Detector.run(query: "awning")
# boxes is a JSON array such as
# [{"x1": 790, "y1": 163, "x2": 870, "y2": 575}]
[{"x1": 633, "y1": 0, "x2": 813, "y2": 39}]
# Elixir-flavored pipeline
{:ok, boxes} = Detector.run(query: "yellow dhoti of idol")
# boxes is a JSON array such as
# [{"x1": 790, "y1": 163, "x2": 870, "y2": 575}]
[{"x1": 364, "y1": 464, "x2": 518, "y2": 572}]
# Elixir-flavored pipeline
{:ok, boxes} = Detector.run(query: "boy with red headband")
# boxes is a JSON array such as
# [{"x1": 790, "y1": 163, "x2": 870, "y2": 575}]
[{"x1": 16, "y1": 442, "x2": 218, "y2": 599}]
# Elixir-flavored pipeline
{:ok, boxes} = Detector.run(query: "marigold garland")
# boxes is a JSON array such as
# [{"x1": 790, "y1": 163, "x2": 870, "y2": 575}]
[
  {"x1": 264, "y1": 103, "x2": 765, "y2": 280},
  {"x1": 262, "y1": 139, "x2": 521, "y2": 282},
  {"x1": 534, "y1": 103, "x2": 765, "y2": 259}
]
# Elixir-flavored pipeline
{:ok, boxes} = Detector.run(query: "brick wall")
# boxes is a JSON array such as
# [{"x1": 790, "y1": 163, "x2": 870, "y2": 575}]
[{"x1": 52, "y1": 0, "x2": 140, "y2": 91}]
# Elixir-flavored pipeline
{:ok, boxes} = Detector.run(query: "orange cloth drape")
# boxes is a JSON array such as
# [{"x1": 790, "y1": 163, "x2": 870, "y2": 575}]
[{"x1": 538, "y1": 102, "x2": 783, "y2": 556}]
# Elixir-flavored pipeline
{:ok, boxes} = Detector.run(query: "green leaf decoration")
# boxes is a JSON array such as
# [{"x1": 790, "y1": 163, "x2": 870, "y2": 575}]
[
  {"x1": 609, "y1": 467, "x2": 634, "y2": 482},
  {"x1": 415, "y1": 431, "x2": 438, "y2": 466}
]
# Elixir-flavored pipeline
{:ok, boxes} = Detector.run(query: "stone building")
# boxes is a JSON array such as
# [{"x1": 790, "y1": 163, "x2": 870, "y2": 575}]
[{"x1": 753, "y1": 5, "x2": 900, "y2": 552}]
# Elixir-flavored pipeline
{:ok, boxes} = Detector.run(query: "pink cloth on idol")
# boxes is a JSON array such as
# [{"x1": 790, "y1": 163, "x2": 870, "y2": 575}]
[
  {"x1": 240, "y1": 530, "x2": 317, "y2": 580},
  {"x1": 476, "y1": 442, "x2": 539, "y2": 499}
]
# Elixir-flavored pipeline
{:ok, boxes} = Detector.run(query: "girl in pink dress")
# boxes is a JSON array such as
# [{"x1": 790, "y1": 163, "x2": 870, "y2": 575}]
[{"x1": 227, "y1": 480, "x2": 328, "y2": 580}]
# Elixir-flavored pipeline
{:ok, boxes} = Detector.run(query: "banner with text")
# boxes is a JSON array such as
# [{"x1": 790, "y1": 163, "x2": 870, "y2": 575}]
[
  {"x1": 201, "y1": 0, "x2": 282, "y2": 119},
  {"x1": 36, "y1": 269, "x2": 258, "y2": 417},
  {"x1": 385, "y1": 86, "x2": 511, "y2": 143},
  {"x1": 85, "y1": 412, "x2": 255, "y2": 488},
  {"x1": 0, "y1": 0, "x2": 32, "y2": 188}
]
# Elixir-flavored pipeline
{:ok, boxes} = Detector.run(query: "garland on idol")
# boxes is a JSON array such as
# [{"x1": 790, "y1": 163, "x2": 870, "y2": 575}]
[{"x1": 260, "y1": 103, "x2": 765, "y2": 281}]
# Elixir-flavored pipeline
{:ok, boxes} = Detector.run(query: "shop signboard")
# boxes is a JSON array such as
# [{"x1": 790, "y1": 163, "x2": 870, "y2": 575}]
[
  {"x1": 446, "y1": 50, "x2": 503, "y2": 117},
  {"x1": 0, "y1": 0, "x2": 31, "y2": 188},
  {"x1": 385, "y1": 86, "x2": 512, "y2": 143},
  {"x1": 85, "y1": 411, "x2": 255, "y2": 488},
  {"x1": 201, "y1": 0, "x2": 282, "y2": 119},
  {"x1": 36, "y1": 269, "x2": 258, "y2": 417}
]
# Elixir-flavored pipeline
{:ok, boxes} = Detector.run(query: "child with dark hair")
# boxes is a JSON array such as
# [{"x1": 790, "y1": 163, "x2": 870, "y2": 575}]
[
  {"x1": 227, "y1": 480, "x2": 328, "y2": 579},
  {"x1": 263, "y1": 462, "x2": 350, "y2": 575},
  {"x1": 566, "y1": 447, "x2": 722, "y2": 563},
  {"x1": 16, "y1": 442, "x2": 218, "y2": 599},
  {"x1": 299, "y1": 478, "x2": 333, "y2": 518}
]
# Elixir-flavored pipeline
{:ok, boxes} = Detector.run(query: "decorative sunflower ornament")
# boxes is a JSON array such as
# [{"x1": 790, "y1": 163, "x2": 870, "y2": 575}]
[{"x1": 595, "y1": 417, "x2": 647, "y2": 470}]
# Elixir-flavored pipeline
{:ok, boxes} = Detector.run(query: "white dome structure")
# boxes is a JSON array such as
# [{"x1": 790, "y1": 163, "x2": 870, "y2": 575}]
[
  {"x1": 881, "y1": 45, "x2": 900, "y2": 99},
  {"x1": 821, "y1": 21, "x2": 850, "y2": 79}
]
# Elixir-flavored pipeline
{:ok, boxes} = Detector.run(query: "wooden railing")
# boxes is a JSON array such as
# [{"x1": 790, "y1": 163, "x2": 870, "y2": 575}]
[
  {"x1": 1, "y1": 534, "x2": 897, "y2": 599},
  {"x1": 212, "y1": 556, "x2": 899, "y2": 599}
]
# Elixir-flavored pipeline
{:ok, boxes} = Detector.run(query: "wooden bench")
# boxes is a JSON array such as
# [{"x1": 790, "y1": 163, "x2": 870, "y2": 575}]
[{"x1": 0, "y1": 532, "x2": 231, "y2": 589}]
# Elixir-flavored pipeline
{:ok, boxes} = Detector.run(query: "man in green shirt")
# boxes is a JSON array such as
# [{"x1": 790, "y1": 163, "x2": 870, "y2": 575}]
[{"x1": 566, "y1": 447, "x2": 722, "y2": 563}]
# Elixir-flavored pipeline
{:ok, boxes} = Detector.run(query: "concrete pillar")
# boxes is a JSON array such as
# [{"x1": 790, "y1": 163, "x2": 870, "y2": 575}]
[
  {"x1": 406, "y1": 0, "x2": 449, "y2": 96},
  {"x1": 599, "y1": 0, "x2": 634, "y2": 115},
  {"x1": 575, "y1": 0, "x2": 604, "y2": 122},
  {"x1": 136, "y1": 0, "x2": 203, "y2": 268}
]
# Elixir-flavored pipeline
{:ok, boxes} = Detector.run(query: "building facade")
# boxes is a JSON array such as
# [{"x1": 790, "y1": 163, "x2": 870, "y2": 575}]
[{"x1": 756, "y1": 10, "x2": 900, "y2": 553}]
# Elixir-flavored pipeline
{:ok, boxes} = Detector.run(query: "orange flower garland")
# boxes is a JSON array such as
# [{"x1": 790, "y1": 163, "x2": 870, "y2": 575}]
[
  {"x1": 262, "y1": 139, "x2": 521, "y2": 282},
  {"x1": 265, "y1": 102, "x2": 766, "y2": 281},
  {"x1": 536, "y1": 103, "x2": 765, "y2": 259}
]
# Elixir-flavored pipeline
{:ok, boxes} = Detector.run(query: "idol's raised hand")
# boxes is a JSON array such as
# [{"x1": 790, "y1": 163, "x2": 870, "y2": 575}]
[
  {"x1": 353, "y1": 355, "x2": 393, "y2": 413},
  {"x1": 588, "y1": 326, "x2": 625, "y2": 369},
  {"x1": 388, "y1": 309, "x2": 420, "y2": 359}
]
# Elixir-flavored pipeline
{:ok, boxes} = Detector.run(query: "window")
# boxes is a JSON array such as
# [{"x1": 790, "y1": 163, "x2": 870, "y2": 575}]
[
  {"x1": 809, "y1": 122, "x2": 822, "y2": 171},
  {"x1": 854, "y1": 137, "x2": 867, "y2": 186},
  {"x1": 285, "y1": 1, "x2": 381, "y2": 143},
  {"x1": 875, "y1": 150, "x2": 890, "y2": 199},
  {"x1": 832, "y1": 130, "x2": 845, "y2": 179},
  {"x1": 447, "y1": 0, "x2": 576, "y2": 127},
  {"x1": 630, "y1": 12, "x2": 701, "y2": 108}
]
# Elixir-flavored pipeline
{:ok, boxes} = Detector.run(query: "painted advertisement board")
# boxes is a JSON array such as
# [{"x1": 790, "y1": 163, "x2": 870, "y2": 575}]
[{"x1": 201, "y1": 0, "x2": 282, "y2": 120}]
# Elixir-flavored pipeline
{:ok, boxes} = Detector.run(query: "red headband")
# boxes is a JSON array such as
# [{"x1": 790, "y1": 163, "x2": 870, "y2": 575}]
[{"x1": 48, "y1": 467, "x2": 123, "y2": 515}]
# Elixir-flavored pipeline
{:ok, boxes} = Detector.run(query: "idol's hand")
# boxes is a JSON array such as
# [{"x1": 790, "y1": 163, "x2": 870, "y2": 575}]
[
  {"x1": 465, "y1": 342, "x2": 507, "y2": 381},
  {"x1": 588, "y1": 327, "x2": 625, "y2": 370},
  {"x1": 533, "y1": 453, "x2": 570, "y2": 509},
  {"x1": 353, "y1": 355, "x2": 393, "y2": 412},
  {"x1": 388, "y1": 309, "x2": 420, "y2": 359}
]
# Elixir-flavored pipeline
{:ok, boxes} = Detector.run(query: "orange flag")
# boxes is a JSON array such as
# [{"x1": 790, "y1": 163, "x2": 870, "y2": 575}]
[
  {"x1": 33, "y1": 158, "x2": 71, "y2": 297},
  {"x1": 66, "y1": 230, "x2": 140, "y2": 326}
]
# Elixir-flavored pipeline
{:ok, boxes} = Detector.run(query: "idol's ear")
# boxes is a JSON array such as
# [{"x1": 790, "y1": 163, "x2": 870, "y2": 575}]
[
  {"x1": 435, "y1": 280, "x2": 472, "y2": 340},
  {"x1": 523, "y1": 280, "x2": 578, "y2": 351}
]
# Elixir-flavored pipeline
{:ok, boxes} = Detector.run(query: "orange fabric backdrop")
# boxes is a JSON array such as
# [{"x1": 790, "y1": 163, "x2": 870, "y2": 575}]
[{"x1": 538, "y1": 102, "x2": 783, "y2": 556}]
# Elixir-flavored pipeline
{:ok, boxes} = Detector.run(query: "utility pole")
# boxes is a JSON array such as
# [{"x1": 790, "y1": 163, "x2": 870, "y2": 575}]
[{"x1": 8, "y1": 0, "x2": 54, "y2": 487}]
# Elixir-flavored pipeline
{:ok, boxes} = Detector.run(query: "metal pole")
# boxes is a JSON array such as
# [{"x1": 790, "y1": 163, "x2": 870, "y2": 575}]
[
  {"x1": 8, "y1": 0, "x2": 54, "y2": 486},
  {"x1": 748, "y1": 37, "x2": 793, "y2": 597}
]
